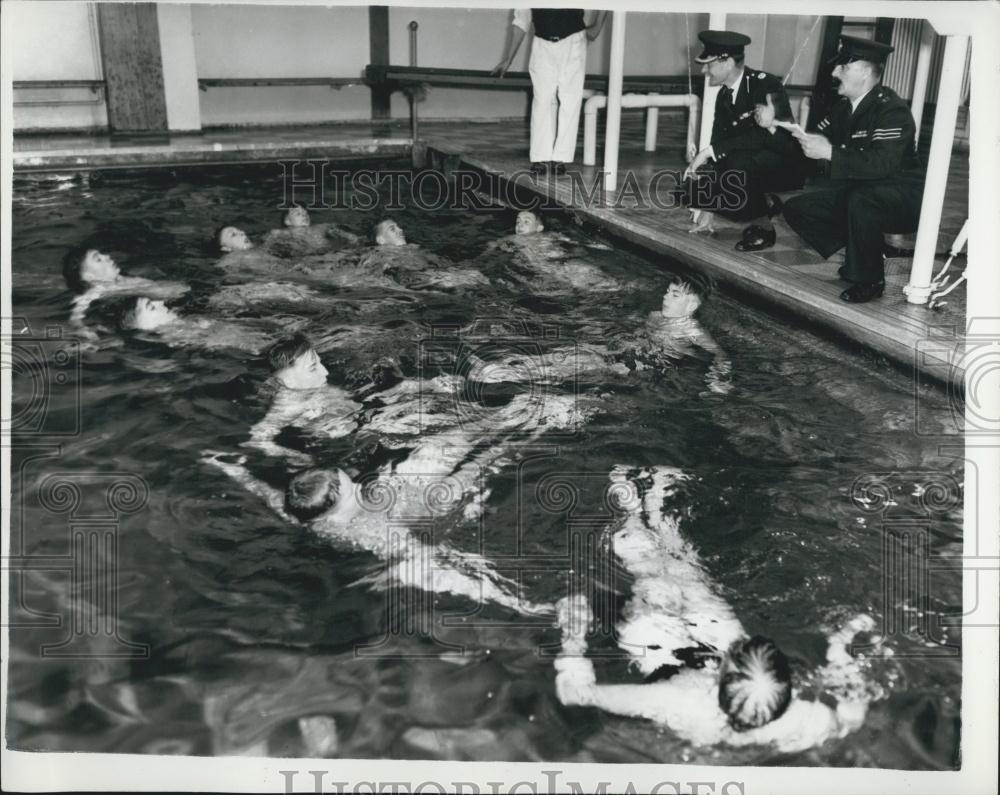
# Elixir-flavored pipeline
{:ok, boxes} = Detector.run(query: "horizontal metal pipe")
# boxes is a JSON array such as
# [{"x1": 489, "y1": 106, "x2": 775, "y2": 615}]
[{"x1": 583, "y1": 93, "x2": 699, "y2": 166}]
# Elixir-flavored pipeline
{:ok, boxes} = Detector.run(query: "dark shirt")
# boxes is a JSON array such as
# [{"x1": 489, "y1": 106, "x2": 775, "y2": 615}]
[{"x1": 532, "y1": 9, "x2": 586, "y2": 41}]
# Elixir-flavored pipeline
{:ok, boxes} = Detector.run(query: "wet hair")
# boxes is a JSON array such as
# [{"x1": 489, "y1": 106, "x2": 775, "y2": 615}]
[
  {"x1": 718, "y1": 636, "x2": 792, "y2": 730},
  {"x1": 119, "y1": 299, "x2": 142, "y2": 330},
  {"x1": 266, "y1": 333, "x2": 314, "y2": 372},
  {"x1": 62, "y1": 246, "x2": 99, "y2": 293},
  {"x1": 666, "y1": 275, "x2": 707, "y2": 310},
  {"x1": 285, "y1": 469, "x2": 341, "y2": 521}
]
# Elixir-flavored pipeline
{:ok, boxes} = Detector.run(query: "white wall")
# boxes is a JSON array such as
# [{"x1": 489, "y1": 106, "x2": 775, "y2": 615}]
[
  {"x1": 192, "y1": 4, "x2": 372, "y2": 126},
  {"x1": 8, "y1": 4, "x2": 830, "y2": 132},
  {"x1": 8, "y1": 2, "x2": 108, "y2": 131}
]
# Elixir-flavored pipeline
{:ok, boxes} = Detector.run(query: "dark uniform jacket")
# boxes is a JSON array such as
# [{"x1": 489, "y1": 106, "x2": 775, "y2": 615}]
[
  {"x1": 710, "y1": 66, "x2": 786, "y2": 159},
  {"x1": 813, "y1": 85, "x2": 920, "y2": 181}
]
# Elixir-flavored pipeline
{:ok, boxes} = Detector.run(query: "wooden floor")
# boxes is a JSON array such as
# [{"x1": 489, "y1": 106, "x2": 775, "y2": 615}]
[
  {"x1": 13, "y1": 115, "x2": 968, "y2": 386},
  {"x1": 421, "y1": 113, "x2": 968, "y2": 387}
]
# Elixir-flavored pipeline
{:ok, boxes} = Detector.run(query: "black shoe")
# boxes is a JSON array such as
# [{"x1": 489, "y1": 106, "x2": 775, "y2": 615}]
[
  {"x1": 839, "y1": 281, "x2": 885, "y2": 303},
  {"x1": 551, "y1": 161, "x2": 567, "y2": 175},
  {"x1": 530, "y1": 161, "x2": 548, "y2": 175},
  {"x1": 735, "y1": 224, "x2": 776, "y2": 252}
]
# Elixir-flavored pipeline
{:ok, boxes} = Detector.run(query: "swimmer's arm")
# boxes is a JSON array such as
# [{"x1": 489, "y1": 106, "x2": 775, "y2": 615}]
[
  {"x1": 325, "y1": 225, "x2": 362, "y2": 245},
  {"x1": 554, "y1": 654, "x2": 685, "y2": 722},
  {"x1": 243, "y1": 405, "x2": 315, "y2": 466},
  {"x1": 201, "y1": 451, "x2": 291, "y2": 520},
  {"x1": 689, "y1": 326, "x2": 733, "y2": 395},
  {"x1": 384, "y1": 543, "x2": 548, "y2": 615}
]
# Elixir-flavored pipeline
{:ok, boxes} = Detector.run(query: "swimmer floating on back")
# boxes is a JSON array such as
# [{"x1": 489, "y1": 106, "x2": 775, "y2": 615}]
[
  {"x1": 291, "y1": 218, "x2": 490, "y2": 292},
  {"x1": 119, "y1": 297, "x2": 287, "y2": 354},
  {"x1": 260, "y1": 206, "x2": 363, "y2": 259},
  {"x1": 63, "y1": 247, "x2": 189, "y2": 334},
  {"x1": 490, "y1": 210, "x2": 622, "y2": 294},
  {"x1": 553, "y1": 465, "x2": 881, "y2": 753}
]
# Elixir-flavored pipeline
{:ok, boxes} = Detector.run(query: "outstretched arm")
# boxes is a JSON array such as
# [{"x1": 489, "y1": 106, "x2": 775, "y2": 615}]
[
  {"x1": 553, "y1": 596, "x2": 701, "y2": 723},
  {"x1": 378, "y1": 541, "x2": 550, "y2": 616},
  {"x1": 201, "y1": 450, "x2": 292, "y2": 520}
]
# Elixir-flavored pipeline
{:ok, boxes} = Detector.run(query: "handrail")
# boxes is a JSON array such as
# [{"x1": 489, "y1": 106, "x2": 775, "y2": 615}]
[
  {"x1": 364, "y1": 64, "x2": 697, "y2": 94},
  {"x1": 198, "y1": 77, "x2": 364, "y2": 90},
  {"x1": 13, "y1": 80, "x2": 104, "y2": 91}
]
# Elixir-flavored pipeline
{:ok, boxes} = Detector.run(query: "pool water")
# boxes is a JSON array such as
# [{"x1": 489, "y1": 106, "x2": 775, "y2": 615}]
[{"x1": 8, "y1": 163, "x2": 962, "y2": 768}]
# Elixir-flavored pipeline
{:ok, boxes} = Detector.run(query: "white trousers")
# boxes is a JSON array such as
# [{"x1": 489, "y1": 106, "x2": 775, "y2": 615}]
[{"x1": 528, "y1": 31, "x2": 587, "y2": 163}]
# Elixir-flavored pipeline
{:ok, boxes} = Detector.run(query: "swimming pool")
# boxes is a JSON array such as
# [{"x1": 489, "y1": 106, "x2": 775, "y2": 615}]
[{"x1": 7, "y1": 162, "x2": 962, "y2": 768}]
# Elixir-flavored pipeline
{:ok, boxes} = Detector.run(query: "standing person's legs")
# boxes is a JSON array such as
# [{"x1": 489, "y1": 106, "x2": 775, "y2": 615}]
[
  {"x1": 552, "y1": 31, "x2": 587, "y2": 164},
  {"x1": 843, "y1": 182, "x2": 923, "y2": 284},
  {"x1": 782, "y1": 186, "x2": 851, "y2": 260},
  {"x1": 528, "y1": 38, "x2": 558, "y2": 164}
]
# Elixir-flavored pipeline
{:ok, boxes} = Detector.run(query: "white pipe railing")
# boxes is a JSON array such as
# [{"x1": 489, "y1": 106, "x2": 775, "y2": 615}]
[
  {"x1": 697, "y1": 12, "x2": 728, "y2": 151},
  {"x1": 602, "y1": 11, "x2": 627, "y2": 194},
  {"x1": 583, "y1": 93, "x2": 700, "y2": 166},
  {"x1": 904, "y1": 34, "x2": 970, "y2": 305},
  {"x1": 910, "y1": 20, "x2": 935, "y2": 147}
]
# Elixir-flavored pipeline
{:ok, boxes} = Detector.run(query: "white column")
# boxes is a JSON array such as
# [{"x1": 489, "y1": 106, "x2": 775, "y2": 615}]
[
  {"x1": 156, "y1": 4, "x2": 201, "y2": 131},
  {"x1": 904, "y1": 35, "x2": 970, "y2": 304},
  {"x1": 602, "y1": 11, "x2": 627, "y2": 194},
  {"x1": 644, "y1": 94, "x2": 660, "y2": 152},
  {"x1": 697, "y1": 12, "x2": 727, "y2": 151},
  {"x1": 910, "y1": 21, "x2": 935, "y2": 147}
]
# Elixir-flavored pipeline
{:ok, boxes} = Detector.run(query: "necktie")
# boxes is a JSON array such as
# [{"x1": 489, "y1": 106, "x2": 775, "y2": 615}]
[{"x1": 720, "y1": 86, "x2": 733, "y2": 105}]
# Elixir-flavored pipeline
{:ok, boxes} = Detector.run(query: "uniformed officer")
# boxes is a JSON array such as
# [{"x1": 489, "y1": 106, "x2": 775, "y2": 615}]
[
  {"x1": 781, "y1": 36, "x2": 924, "y2": 303},
  {"x1": 493, "y1": 9, "x2": 608, "y2": 175},
  {"x1": 682, "y1": 30, "x2": 808, "y2": 238}
]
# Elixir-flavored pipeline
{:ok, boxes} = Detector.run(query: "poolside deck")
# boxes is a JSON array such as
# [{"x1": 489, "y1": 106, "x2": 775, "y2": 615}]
[
  {"x1": 420, "y1": 114, "x2": 968, "y2": 388},
  {"x1": 12, "y1": 116, "x2": 968, "y2": 386}
]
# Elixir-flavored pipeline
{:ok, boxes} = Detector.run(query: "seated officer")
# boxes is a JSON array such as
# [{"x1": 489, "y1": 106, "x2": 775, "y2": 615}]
[
  {"x1": 779, "y1": 36, "x2": 924, "y2": 303},
  {"x1": 680, "y1": 30, "x2": 808, "y2": 239}
]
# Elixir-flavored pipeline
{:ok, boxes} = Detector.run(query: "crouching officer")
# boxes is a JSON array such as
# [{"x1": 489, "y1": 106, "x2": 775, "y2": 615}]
[
  {"x1": 781, "y1": 36, "x2": 924, "y2": 303},
  {"x1": 681, "y1": 30, "x2": 808, "y2": 239}
]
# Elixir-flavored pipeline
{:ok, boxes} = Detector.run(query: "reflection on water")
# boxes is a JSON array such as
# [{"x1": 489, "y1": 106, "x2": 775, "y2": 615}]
[{"x1": 8, "y1": 163, "x2": 961, "y2": 768}]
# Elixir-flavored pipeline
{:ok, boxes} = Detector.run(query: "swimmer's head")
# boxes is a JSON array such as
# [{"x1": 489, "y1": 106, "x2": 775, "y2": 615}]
[
  {"x1": 718, "y1": 636, "x2": 792, "y2": 730},
  {"x1": 266, "y1": 333, "x2": 328, "y2": 389},
  {"x1": 661, "y1": 279, "x2": 703, "y2": 319},
  {"x1": 217, "y1": 226, "x2": 253, "y2": 252},
  {"x1": 120, "y1": 297, "x2": 179, "y2": 331},
  {"x1": 515, "y1": 210, "x2": 545, "y2": 236},
  {"x1": 284, "y1": 206, "x2": 311, "y2": 228},
  {"x1": 285, "y1": 468, "x2": 342, "y2": 521},
  {"x1": 64, "y1": 248, "x2": 121, "y2": 292},
  {"x1": 373, "y1": 219, "x2": 407, "y2": 247}
]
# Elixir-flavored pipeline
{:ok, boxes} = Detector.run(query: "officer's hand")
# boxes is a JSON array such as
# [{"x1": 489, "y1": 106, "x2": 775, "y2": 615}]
[
  {"x1": 683, "y1": 147, "x2": 712, "y2": 179},
  {"x1": 798, "y1": 132, "x2": 833, "y2": 160}
]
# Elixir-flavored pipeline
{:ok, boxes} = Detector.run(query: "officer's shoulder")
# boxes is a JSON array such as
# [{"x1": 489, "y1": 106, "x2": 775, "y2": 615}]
[{"x1": 874, "y1": 86, "x2": 911, "y2": 112}]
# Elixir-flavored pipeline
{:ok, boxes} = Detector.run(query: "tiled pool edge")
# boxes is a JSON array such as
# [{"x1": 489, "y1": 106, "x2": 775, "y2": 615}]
[
  {"x1": 423, "y1": 143, "x2": 964, "y2": 392},
  {"x1": 12, "y1": 138, "x2": 412, "y2": 172}
]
